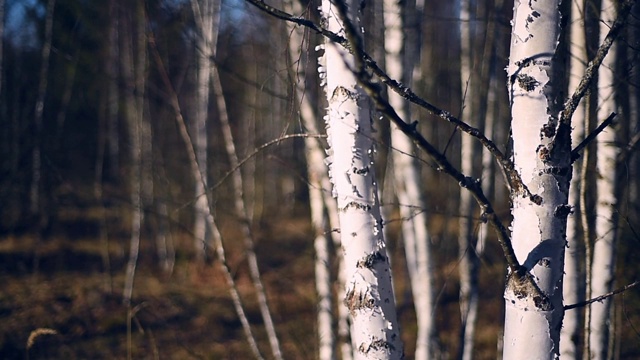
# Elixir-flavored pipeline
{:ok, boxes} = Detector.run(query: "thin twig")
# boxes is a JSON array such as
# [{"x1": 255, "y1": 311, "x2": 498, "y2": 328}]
[
  {"x1": 564, "y1": 280, "x2": 640, "y2": 311},
  {"x1": 560, "y1": 0, "x2": 637, "y2": 125},
  {"x1": 243, "y1": 0, "x2": 532, "y2": 200},
  {"x1": 148, "y1": 30, "x2": 265, "y2": 360},
  {"x1": 571, "y1": 112, "x2": 617, "y2": 162},
  {"x1": 331, "y1": 0, "x2": 521, "y2": 274}
]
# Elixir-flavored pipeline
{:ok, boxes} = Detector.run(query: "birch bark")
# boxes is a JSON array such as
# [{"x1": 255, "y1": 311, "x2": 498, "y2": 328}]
[
  {"x1": 321, "y1": 0, "x2": 403, "y2": 358},
  {"x1": 588, "y1": 0, "x2": 620, "y2": 357},
  {"x1": 383, "y1": 0, "x2": 435, "y2": 358},
  {"x1": 502, "y1": 0, "x2": 569, "y2": 357}
]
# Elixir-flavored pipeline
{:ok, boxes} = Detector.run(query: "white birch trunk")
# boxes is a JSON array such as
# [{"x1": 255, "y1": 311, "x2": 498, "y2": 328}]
[
  {"x1": 283, "y1": 0, "x2": 337, "y2": 358},
  {"x1": 458, "y1": 0, "x2": 481, "y2": 356},
  {"x1": 503, "y1": 0, "x2": 569, "y2": 357},
  {"x1": 190, "y1": 0, "x2": 220, "y2": 261},
  {"x1": 383, "y1": 0, "x2": 435, "y2": 358},
  {"x1": 321, "y1": 1, "x2": 403, "y2": 358},
  {"x1": 588, "y1": 1, "x2": 620, "y2": 357},
  {"x1": 560, "y1": 0, "x2": 586, "y2": 358}
]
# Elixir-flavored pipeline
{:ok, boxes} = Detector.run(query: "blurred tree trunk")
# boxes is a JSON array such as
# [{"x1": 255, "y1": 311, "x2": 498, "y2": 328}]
[
  {"x1": 561, "y1": 0, "x2": 587, "y2": 358},
  {"x1": 107, "y1": 0, "x2": 120, "y2": 180},
  {"x1": 321, "y1": 1, "x2": 403, "y2": 358},
  {"x1": 122, "y1": 1, "x2": 146, "y2": 305},
  {"x1": 383, "y1": 0, "x2": 436, "y2": 358},
  {"x1": 190, "y1": 0, "x2": 220, "y2": 262},
  {"x1": 283, "y1": 0, "x2": 337, "y2": 358},
  {"x1": 589, "y1": 0, "x2": 621, "y2": 357},
  {"x1": 457, "y1": 0, "x2": 481, "y2": 356},
  {"x1": 30, "y1": 0, "x2": 55, "y2": 220},
  {"x1": 207, "y1": 14, "x2": 284, "y2": 358},
  {"x1": 502, "y1": 0, "x2": 569, "y2": 357}
]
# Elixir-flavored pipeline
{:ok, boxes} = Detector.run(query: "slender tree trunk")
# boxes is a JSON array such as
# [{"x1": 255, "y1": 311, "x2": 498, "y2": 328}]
[
  {"x1": 149, "y1": 32, "x2": 265, "y2": 359},
  {"x1": 122, "y1": 2, "x2": 146, "y2": 305},
  {"x1": 31, "y1": 0, "x2": 55, "y2": 218},
  {"x1": 560, "y1": 0, "x2": 587, "y2": 358},
  {"x1": 589, "y1": 0, "x2": 621, "y2": 357},
  {"x1": 383, "y1": 0, "x2": 435, "y2": 358},
  {"x1": 211, "y1": 42, "x2": 284, "y2": 360},
  {"x1": 107, "y1": 0, "x2": 120, "y2": 180},
  {"x1": 190, "y1": 0, "x2": 220, "y2": 262},
  {"x1": 502, "y1": 0, "x2": 569, "y2": 357},
  {"x1": 458, "y1": 0, "x2": 481, "y2": 356},
  {"x1": 321, "y1": 1, "x2": 403, "y2": 358},
  {"x1": 283, "y1": 1, "x2": 337, "y2": 358}
]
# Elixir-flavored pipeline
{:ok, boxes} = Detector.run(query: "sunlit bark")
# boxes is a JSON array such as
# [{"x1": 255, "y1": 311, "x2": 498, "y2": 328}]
[
  {"x1": 502, "y1": 0, "x2": 569, "y2": 357},
  {"x1": 321, "y1": 1, "x2": 403, "y2": 358}
]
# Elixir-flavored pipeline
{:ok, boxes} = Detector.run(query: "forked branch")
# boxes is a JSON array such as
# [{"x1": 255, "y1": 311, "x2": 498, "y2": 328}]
[
  {"x1": 330, "y1": 1, "x2": 522, "y2": 274},
  {"x1": 243, "y1": 0, "x2": 533, "y2": 200}
]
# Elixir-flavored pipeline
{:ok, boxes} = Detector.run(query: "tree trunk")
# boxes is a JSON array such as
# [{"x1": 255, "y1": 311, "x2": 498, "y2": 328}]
[
  {"x1": 122, "y1": 1, "x2": 146, "y2": 305},
  {"x1": 211, "y1": 37, "x2": 284, "y2": 360},
  {"x1": 283, "y1": 0, "x2": 338, "y2": 358},
  {"x1": 560, "y1": 0, "x2": 587, "y2": 358},
  {"x1": 321, "y1": 1, "x2": 403, "y2": 358},
  {"x1": 383, "y1": 0, "x2": 435, "y2": 358},
  {"x1": 190, "y1": 0, "x2": 220, "y2": 262},
  {"x1": 31, "y1": 0, "x2": 55, "y2": 219},
  {"x1": 588, "y1": 0, "x2": 620, "y2": 357},
  {"x1": 502, "y1": 0, "x2": 569, "y2": 357},
  {"x1": 458, "y1": 0, "x2": 481, "y2": 356}
]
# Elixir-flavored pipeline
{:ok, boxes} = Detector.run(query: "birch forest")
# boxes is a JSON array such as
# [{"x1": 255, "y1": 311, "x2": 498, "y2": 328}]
[{"x1": 2, "y1": 0, "x2": 640, "y2": 358}]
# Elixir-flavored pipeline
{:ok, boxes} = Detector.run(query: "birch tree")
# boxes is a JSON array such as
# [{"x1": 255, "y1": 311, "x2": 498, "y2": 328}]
[
  {"x1": 321, "y1": 0, "x2": 403, "y2": 358},
  {"x1": 588, "y1": 0, "x2": 621, "y2": 357},
  {"x1": 502, "y1": 0, "x2": 570, "y2": 357},
  {"x1": 561, "y1": 0, "x2": 587, "y2": 357},
  {"x1": 458, "y1": 0, "x2": 482, "y2": 356},
  {"x1": 383, "y1": 0, "x2": 435, "y2": 357},
  {"x1": 283, "y1": 0, "x2": 339, "y2": 358},
  {"x1": 190, "y1": 0, "x2": 220, "y2": 262},
  {"x1": 122, "y1": 0, "x2": 147, "y2": 305}
]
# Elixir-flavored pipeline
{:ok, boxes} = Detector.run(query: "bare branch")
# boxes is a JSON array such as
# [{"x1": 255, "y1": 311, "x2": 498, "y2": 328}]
[
  {"x1": 332, "y1": 1, "x2": 522, "y2": 274},
  {"x1": 617, "y1": 131, "x2": 640, "y2": 165},
  {"x1": 560, "y1": 0, "x2": 637, "y2": 125},
  {"x1": 564, "y1": 280, "x2": 640, "y2": 311},
  {"x1": 242, "y1": 0, "x2": 533, "y2": 200},
  {"x1": 571, "y1": 112, "x2": 617, "y2": 163}
]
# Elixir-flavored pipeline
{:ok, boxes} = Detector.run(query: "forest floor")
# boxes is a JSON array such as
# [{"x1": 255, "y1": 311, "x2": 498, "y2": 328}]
[{"x1": 1, "y1": 199, "x2": 639, "y2": 359}]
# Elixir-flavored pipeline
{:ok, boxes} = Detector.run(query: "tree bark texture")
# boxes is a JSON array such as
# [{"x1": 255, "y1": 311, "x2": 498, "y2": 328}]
[
  {"x1": 502, "y1": 0, "x2": 570, "y2": 357},
  {"x1": 321, "y1": 0, "x2": 403, "y2": 358}
]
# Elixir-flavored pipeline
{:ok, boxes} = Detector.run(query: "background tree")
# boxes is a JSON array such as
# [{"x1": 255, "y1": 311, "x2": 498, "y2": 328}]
[{"x1": 0, "y1": 0, "x2": 639, "y2": 358}]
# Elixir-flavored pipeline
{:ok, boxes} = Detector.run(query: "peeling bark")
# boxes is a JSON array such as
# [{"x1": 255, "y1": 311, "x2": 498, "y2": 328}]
[
  {"x1": 321, "y1": 1, "x2": 403, "y2": 358},
  {"x1": 503, "y1": 0, "x2": 569, "y2": 357}
]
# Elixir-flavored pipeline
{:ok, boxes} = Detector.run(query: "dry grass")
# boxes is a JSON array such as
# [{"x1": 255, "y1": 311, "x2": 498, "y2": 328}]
[{"x1": 1, "y1": 203, "x2": 639, "y2": 359}]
